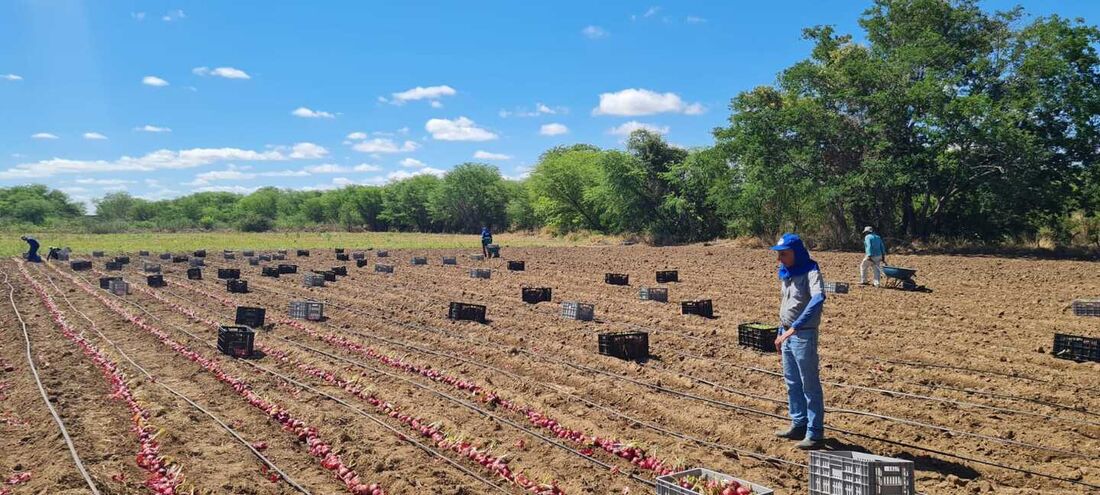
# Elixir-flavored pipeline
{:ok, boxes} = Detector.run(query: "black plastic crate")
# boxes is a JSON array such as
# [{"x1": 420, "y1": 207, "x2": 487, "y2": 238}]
[
  {"x1": 278, "y1": 264, "x2": 297, "y2": 274},
  {"x1": 410, "y1": 256, "x2": 428, "y2": 265},
  {"x1": 376, "y1": 250, "x2": 389, "y2": 258},
  {"x1": 138, "y1": 250, "x2": 150, "y2": 256},
  {"x1": 99, "y1": 276, "x2": 121, "y2": 289},
  {"x1": 507, "y1": 260, "x2": 525, "y2": 271},
  {"x1": 442, "y1": 256, "x2": 457, "y2": 265},
  {"x1": 217, "y1": 268, "x2": 241, "y2": 280},
  {"x1": 682, "y1": 299, "x2": 714, "y2": 318},
  {"x1": 70, "y1": 260, "x2": 92, "y2": 271},
  {"x1": 193, "y1": 249, "x2": 206, "y2": 258},
  {"x1": 297, "y1": 249, "x2": 310, "y2": 257},
  {"x1": 738, "y1": 322, "x2": 777, "y2": 352},
  {"x1": 217, "y1": 325, "x2": 254, "y2": 358},
  {"x1": 352, "y1": 252, "x2": 366, "y2": 260},
  {"x1": 1053, "y1": 333, "x2": 1100, "y2": 363},
  {"x1": 248, "y1": 257, "x2": 260, "y2": 266},
  {"x1": 223, "y1": 253, "x2": 236, "y2": 260},
  {"x1": 258, "y1": 254, "x2": 271, "y2": 262},
  {"x1": 486, "y1": 244, "x2": 500, "y2": 258},
  {"x1": 143, "y1": 263, "x2": 161, "y2": 273},
  {"x1": 105, "y1": 261, "x2": 123, "y2": 271},
  {"x1": 92, "y1": 251, "x2": 105, "y2": 257},
  {"x1": 312, "y1": 270, "x2": 336, "y2": 282},
  {"x1": 227, "y1": 279, "x2": 249, "y2": 293},
  {"x1": 522, "y1": 287, "x2": 552, "y2": 304},
  {"x1": 656, "y1": 270, "x2": 679, "y2": 283},
  {"x1": 114, "y1": 256, "x2": 131, "y2": 265},
  {"x1": 336, "y1": 253, "x2": 349, "y2": 261},
  {"x1": 261, "y1": 266, "x2": 280, "y2": 278},
  {"x1": 448, "y1": 302, "x2": 486, "y2": 323},
  {"x1": 172, "y1": 255, "x2": 189, "y2": 263},
  {"x1": 189, "y1": 257, "x2": 205, "y2": 267},
  {"x1": 334, "y1": 248, "x2": 345, "y2": 254},
  {"x1": 235, "y1": 306, "x2": 266, "y2": 328},
  {"x1": 147, "y1": 275, "x2": 166, "y2": 288},
  {"x1": 598, "y1": 331, "x2": 649, "y2": 361},
  {"x1": 605, "y1": 273, "x2": 629, "y2": 286},
  {"x1": 374, "y1": 263, "x2": 393, "y2": 273},
  {"x1": 159, "y1": 253, "x2": 172, "y2": 260},
  {"x1": 331, "y1": 266, "x2": 348, "y2": 276},
  {"x1": 470, "y1": 268, "x2": 491, "y2": 279},
  {"x1": 187, "y1": 267, "x2": 202, "y2": 280},
  {"x1": 356, "y1": 259, "x2": 369, "y2": 268}
]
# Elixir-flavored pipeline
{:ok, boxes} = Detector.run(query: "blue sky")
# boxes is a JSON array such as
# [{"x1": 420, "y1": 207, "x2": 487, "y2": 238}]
[{"x1": 2, "y1": 1, "x2": 1096, "y2": 210}]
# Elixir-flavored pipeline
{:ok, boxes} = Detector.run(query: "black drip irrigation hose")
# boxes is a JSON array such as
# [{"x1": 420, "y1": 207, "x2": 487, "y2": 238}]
[
  {"x1": 282, "y1": 284, "x2": 1100, "y2": 492},
  {"x1": 31, "y1": 264, "x2": 312, "y2": 494},
  {"x1": 63, "y1": 265, "x2": 518, "y2": 495},
  {"x1": 2, "y1": 267, "x2": 102, "y2": 495}
]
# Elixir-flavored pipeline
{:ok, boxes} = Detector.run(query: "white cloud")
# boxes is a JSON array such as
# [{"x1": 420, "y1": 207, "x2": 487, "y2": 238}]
[
  {"x1": 142, "y1": 76, "x2": 169, "y2": 87},
  {"x1": 76, "y1": 178, "x2": 135, "y2": 186},
  {"x1": 31, "y1": 132, "x2": 59, "y2": 140},
  {"x1": 686, "y1": 16, "x2": 707, "y2": 23},
  {"x1": 609, "y1": 120, "x2": 670, "y2": 136},
  {"x1": 131, "y1": 12, "x2": 146, "y2": 21},
  {"x1": 351, "y1": 138, "x2": 420, "y2": 153},
  {"x1": 346, "y1": 131, "x2": 368, "y2": 140},
  {"x1": 304, "y1": 163, "x2": 348, "y2": 174},
  {"x1": 399, "y1": 158, "x2": 427, "y2": 168},
  {"x1": 186, "y1": 169, "x2": 256, "y2": 185},
  {"x1": 430, "y1": 100, "x2": 443, "y2": 108},
  {"x1": 593, "y1": 88, "x2": 705, "y2": 116},
  {"x1": 192, "y1": 66, "x2": 250, "y2": 79},
  {"x1": 353, "y1": 163, "x2": 381, "y2": 172},
  {"x1": 83, "y1": 132, "x2": 108, "y2": 140},
  {"x1": 644, "y1": 6, "x2": 661, "y2": 18},
  {"x1": 2, "y1": 74, "x2": 22, "y2": 81},
  {"x1": 331, "y1": 177, "x2": 356, "y2": 187},
  {"x1": 425, "y1": 117, "x2": 497, "y2": 141},
  {"x1": 473, "y1": 150, "x2": 511, "y2": 160},
  {"x1": 162, "y1": 9, "x2": 186, "y2": 22},
  {"x1": 135, "y1": 124, "x2": 172, "y2": 133},
  {"x1": 288, "y1": 142, "x2": 328, "y2": 159},
  {"x1": 387, "y1": 167, "x2": 446, "y2": 181},
  {"x1": 499, "y1": 102, "x2": 563, "y2": 118},
  {"x1": 291, "y1": 107, "x2": 335, "y2": 119},
  {"x1": 261, "y1": 169, "x2": 310, "y2": 177},
  {"x1": 387, "y1": 85, "x2": 456, "y2": 105},
  {"x1": 0, "y1": 142, "x2": 326, "y2": 179},
  {"x1": 539, "y1": 123, "x2": 569, "y2": 136},
  {"x1": 582, "y1": 25, "x2": 608, "y2": 39},
  {"x1": 193, "y1": 185, "x2": 258, "y2": 194}
]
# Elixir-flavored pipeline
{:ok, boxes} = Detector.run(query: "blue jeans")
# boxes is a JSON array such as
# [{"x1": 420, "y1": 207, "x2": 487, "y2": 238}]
[{"x1": 781, "y1": 328, "x2": 825, "y2": 439}]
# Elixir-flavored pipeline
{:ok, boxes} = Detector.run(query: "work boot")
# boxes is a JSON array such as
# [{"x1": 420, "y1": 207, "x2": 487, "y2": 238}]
[
  {"x1": 774, "y1": 426, "x2": 806, "y2": 440},
  {"x1": 796, "y1": 437, "x2": 826, "y2": 450}
]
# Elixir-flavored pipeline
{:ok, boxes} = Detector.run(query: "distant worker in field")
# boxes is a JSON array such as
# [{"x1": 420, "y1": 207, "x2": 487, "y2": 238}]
[
  {"x1": 860, "y1": 226, "x2": 887, "y2": 287},
  {"x1": 771, "y1": 233, "x2": 826, "y2": 450},
  {"x1": 20, "y1": 236, "x2": 42, "y2": 263},
  {"x1": 480, "y1": 225, "x2": 493, "y2": 258}
]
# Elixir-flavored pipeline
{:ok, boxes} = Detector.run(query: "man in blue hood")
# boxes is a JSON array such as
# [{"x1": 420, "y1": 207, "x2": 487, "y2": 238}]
[
  {"x1": 480, "y1": 226, "x2": 493, "y2": 258},
  {"x1": 20, "y1": 236, "x2": 42, "y2": 263},
  {"x1": 770, "y1": 233, "x2": 826, "y2": 449}
]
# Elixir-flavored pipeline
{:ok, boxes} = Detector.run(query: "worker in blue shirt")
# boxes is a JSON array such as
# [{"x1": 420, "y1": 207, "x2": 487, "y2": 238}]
[
  {"x1": 771, "y1": 233, "x2": 826, "y2": 450},
  {"x1": 20, "y1": 236, "x2": 42, "y2": 262},
  {"x1": 860, "y1": 226, "x2": 887, "y2": 287},
  {"x1": 480, "y1": 226, "x2": 493, "y2": 258}
]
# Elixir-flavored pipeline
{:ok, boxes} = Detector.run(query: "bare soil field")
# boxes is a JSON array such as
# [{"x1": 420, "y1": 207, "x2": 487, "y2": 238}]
[{"x1": 2, "y1": 244, "x2": 1097, "y2": 494}]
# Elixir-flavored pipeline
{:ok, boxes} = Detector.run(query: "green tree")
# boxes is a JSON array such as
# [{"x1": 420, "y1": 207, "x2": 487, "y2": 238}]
[
  {"x1": 381, "y1": 175, "x2": 442, "y2": 231},
  {"x1": 527, "y1": 144, "x2": 606, "y2": 232},
  {"x1": 428, "y1": 164, "x2": 509, "y2": 232}
]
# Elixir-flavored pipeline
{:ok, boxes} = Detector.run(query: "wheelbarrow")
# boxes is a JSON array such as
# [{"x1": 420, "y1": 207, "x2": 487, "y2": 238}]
[{"x1": 882, "y1": 265, "x2": 923, "y2": 291}]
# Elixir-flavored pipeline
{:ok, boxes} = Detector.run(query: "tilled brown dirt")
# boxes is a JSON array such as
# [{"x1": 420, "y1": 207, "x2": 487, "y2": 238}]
[{"x1": 3, "y1": 244, "x2": 1098, "y2": 495}]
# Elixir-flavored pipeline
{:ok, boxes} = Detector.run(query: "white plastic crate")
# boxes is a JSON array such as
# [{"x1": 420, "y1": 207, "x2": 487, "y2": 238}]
[
  {"x1": 470, "y1": 268, "x2": 491, "y2": 279},
  {"x1": 289, "y1": 300, "x2": 324, "y2": 321},
  {"x1": 302, "y1": 274, "x2": 326, "y2": 287},
  {"x1": 1072, "y1": 299, "x2": 1099, "y2": 317},
  {"x1": 809, "y1": 451, "x2": 914, "y2": 495},
  {"x1": 825, "y1": 282, "x2": 849, "y2": 294},
  {"x1": 561, "y1": 301, "x2": 594, "y2": 321},
  {"x1": 639, "y1": 287, "x2": 669, "y2": 302},
  {"x1": 108, "y1": 279, "x2": 130, "y2": 296},
  {"x1": 656, "y1": 468, "x2": 774, "y2": 495}
]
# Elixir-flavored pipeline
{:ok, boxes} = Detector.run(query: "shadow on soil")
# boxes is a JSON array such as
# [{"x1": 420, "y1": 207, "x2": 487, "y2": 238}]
[{"x1": 823, "y1": 438, "x2": 981, "y2": 480}]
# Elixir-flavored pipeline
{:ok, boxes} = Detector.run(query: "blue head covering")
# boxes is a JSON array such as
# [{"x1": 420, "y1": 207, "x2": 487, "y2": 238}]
[
  {"x1": 481, "y1": 226, "x2": 491, "y2": 237},
  {"x1": 770, "y1": 233, "x2": 818, "y2": 280}
]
